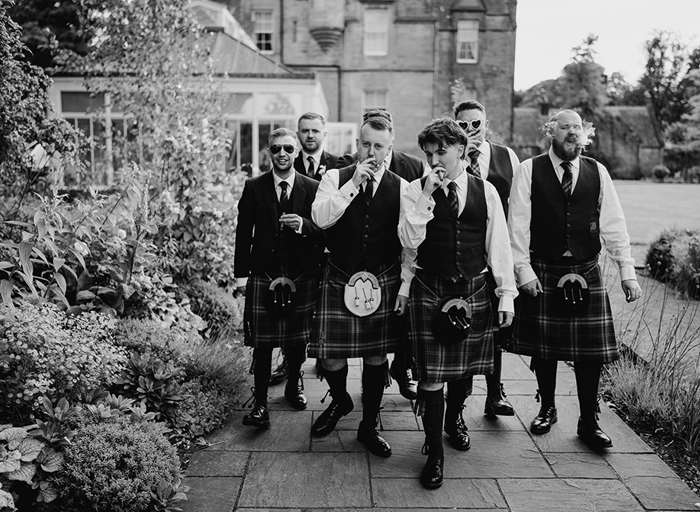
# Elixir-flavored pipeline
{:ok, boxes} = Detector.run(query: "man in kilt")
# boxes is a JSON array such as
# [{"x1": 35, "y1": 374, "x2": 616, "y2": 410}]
[
  {"x1": 234, "y1": 128, "x2": 325, "y2": 428},
  {"x1": 309, "y1": 115, "x2": 414, "y2": 458},
  {"x1": 509, "y1": 109, "x2": 642, "y2": 449},
  {"x1": 454, "y1": 100, "x2": 521, "y2": 419},
  {"x1": 398, "y1": 118, "x2": 517, "y2": 489}
]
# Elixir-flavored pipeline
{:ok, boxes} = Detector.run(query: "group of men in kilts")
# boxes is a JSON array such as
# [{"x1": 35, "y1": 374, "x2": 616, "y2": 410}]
[{"x1": 234, "y1": 105, "x2": 642, "y2": 490}]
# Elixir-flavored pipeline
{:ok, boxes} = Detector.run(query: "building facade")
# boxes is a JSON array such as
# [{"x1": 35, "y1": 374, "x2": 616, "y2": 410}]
[{"x1": 223, "y1": 0, "x2": 518, "y2": 156}]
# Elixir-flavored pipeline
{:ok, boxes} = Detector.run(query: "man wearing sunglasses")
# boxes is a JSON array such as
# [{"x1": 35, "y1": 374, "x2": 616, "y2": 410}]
[
  {"x1": 453, "y1": 100, "x2": 521, "y2": 421},
  {"x1": 234, "y1": 128, "x2": 325, "y2": 429},
  {"x1": 335, "y1": 109, "x2": 427, "y2": 402}
]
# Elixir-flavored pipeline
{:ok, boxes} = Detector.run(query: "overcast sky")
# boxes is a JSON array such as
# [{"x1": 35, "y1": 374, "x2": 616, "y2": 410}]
[{"x1": 514, "y1": 0, "x2": 700, "y2": 91}]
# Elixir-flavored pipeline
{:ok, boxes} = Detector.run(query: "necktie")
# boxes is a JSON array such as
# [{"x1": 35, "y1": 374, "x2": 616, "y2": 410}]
[
  {"x1": 307, "y1": 156, "x2": 316, "y2": 178},
  {"x1": 447, "y1": 181, "x2": 459, "y2": 217},
  {"x1": 468, "y1": 149, "x2": 480, "y2": 178},
  {"x1": 364, "y1": 175, "x2": 374, "y2": 201},
  {"x1": 279, "y1": 181, "x2": 289, "y2": 210},
  {"x1": 561, "y1": 161, "x2": 573, "y2": 198}
]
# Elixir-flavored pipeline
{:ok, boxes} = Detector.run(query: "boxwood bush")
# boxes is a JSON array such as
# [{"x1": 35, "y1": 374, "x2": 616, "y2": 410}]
[{"x1": 646, "y1": 228, "x2": 700, "y2": 299}]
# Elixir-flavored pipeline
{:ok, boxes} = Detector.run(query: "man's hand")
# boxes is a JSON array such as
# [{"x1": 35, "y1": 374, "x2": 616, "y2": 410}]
[
  {"x1": 621, "y1": 279, "x2": 642, "y2": 303},
  {"x1": 422, "y1": 167, "x2": 445, "y2": 198},
  {"x1": 235, "y1": 285, "x2": 246, "y2": 297},
  {"x1": 498, "y1": 311, "x2": 514, "y2": 328},
  {"x1": 394, "y1": 294, "x2": 408, "y2": 316},
  {"x1": 279, "y1": 213, "x2": 303, "y2": 232},
  {"x1": 351, "y1": 157, "x2": 378, "y2": 189},
  {"x1": 520, "y1": 278, "x2": 543, "y2": 297}
]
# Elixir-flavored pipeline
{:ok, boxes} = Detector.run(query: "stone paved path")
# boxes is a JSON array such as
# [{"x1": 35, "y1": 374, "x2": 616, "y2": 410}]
[{"x1": 182, "y1": 353, "x2": 700, "y2": 511}]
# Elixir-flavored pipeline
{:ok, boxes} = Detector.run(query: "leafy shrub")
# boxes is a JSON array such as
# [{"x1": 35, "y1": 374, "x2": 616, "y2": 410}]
[
  {"x1": 182, "y1": 278, "x2": 244, "y2": 339},
  {"x1": 60, "y1": 416, "x2": 180, "y2": 512},
  {"x1": 172, "y1": 377, "x2": 236, "y2": 439},
  {"x1": 0, "y1": 302, "x2": 127, "y2": 423},
  {"x1": 646, "y1": 228, "x2": 700, "y2": 298},
  {"x1": 652, "y1": 164, "x2": 671, "y2": 182},
  {"x1": 111, "y1": 317, "x2": 188, "y2": 360}
]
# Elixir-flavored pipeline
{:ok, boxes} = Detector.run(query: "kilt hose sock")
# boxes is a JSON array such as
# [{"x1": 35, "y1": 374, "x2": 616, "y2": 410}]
[
  {"x1": 362, "y1": 361, "x2": 389, "y2": 427},
  {"x1": 418, "y1": 388, "x2": 445, "y2": 456},
  {"x1": 253, "y1": 347, "x2": 274, "y2": 407},
  {"x1": 532, "y1": 358, "x2": 558, "y2": 408},
  {"x1": 574, "y1": 362, "x2": 602, "y2": 421},
  {"x1": 324, "y1": 363, "x2": 349, "y2": 401},
  {"x1": 284, "y1": 346, "x2": 306, "y2": 386},
  {"x1": 445, "y1": 378, "x2": 472, "y2": 428},
  {"x1": 485, "y1": 346, "x2": 503, "y2": 398}
]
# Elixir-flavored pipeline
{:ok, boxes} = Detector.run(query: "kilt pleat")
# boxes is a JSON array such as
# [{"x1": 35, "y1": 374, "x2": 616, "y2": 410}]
[
  {"x1": 512, "y1": 256, "x2": 618, "y2": 363},
  {"x1": 308, "y1": 262, "x2": 404, "y2": 359},
  {"x1": 408, "y1": 272, "x2": 494, "y2": 383},
  {"x1": 243, "y1": 274, "x2": 317, "y2": 349}
]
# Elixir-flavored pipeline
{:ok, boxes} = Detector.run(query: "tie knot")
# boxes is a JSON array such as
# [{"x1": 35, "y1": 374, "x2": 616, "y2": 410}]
[
  {"x1": 447, "y1": 181, "x2": 457, "y2": 192},
  {"x1": 308, "y1": 156, "x2": 315, "y2": 164},
  {"x1": 280, "y1": 181, "x2": 288, "y2": 190},
  {"x1": 468, "y1": 149, "x2": 479, "y2": 160},
  {"x1": 561, "y1": 161, "x2": 572, "y2": 172}
]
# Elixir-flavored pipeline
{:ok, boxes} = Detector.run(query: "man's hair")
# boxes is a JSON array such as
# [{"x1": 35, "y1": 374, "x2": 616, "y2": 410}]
[
  {"x1": 298, "y1": 111, "x2": 326, "y2": 127},
  {"x1": 268, "y1": 127, "x2": 297, "y2": 146},
  {"x1": 418, "y1": 117, "x2": 468, "y2": 151},
  {"x1": 361, "y1": 115, "x2": 394, "y2": 138},
  {"x1": 363, "y1": 109, "x2": 393, "y2": 123},
  {"x1": 454, "y1": 100, "x2": 486, "y2": 118}
]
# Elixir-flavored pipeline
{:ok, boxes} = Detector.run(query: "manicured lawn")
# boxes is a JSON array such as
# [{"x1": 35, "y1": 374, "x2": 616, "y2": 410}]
[{"x1": 614, "y1": 181, "x2": 700, "y2": 245}]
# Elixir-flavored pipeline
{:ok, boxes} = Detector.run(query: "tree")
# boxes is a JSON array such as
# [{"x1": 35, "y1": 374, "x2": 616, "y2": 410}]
[
  {"x1": 0, "y1": 0, "x2": 83, "y2": 218},
  {"x1": 559, "y1": 34, "x2": 609, "y2": 119},
  {"x1": 639, "y1": 31, "x2": 690, "y2": 130},
  {"x1": 8, "y1": 0, "x2": 90, "y2": 70},
  {"x1": 607, "y1": 72, "x2": 646, "y2": 106}
]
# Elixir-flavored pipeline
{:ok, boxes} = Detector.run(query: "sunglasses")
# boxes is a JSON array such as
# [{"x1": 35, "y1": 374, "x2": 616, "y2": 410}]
[
  {"x1": 270, "y1": 144, "x2": 296, "y2": 155},
  {"x1": 457, "y1": 119, "x2": 482, "y2": 131}
]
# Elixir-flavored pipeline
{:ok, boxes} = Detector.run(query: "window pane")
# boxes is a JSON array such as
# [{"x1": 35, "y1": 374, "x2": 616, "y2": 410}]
[
  {"x1": 254, "y1": 11, "x2": 273, "y2": 52},
  {"x1": 61, "y1": 92, "x2": 104, "y2": 114},
  {"x1": 364, "y1": 8, "x2": 388, "y2": 56},
  {"x1": 457, "y1": 20, "x2": 479, "y2": 63},
  {"x1": 256, "y1": 93, "x2": 301, "y2": 116},
  {"x1": 224, "y1": 94, "x2": 253, "y2": 115},
  {"x1": 240, "y1": 122, "x2": 253, "y2": 172},
  {"x1": 258, "y1": 123, "x2": 272, "y2": 173}
]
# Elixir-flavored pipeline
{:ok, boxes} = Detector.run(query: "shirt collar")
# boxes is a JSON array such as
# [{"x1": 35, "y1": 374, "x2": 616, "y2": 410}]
[
  {"x1": 273, "y1": 171, "x2": 295, "y2": 189},
  {"x1": 445, "y1": 169, "x2": 468, "y2": 190},
  {"x1": 302, "y1": 151, "x2": 321, "y2": 164},
  {"x1": 548, "y1": 146, "x2": 579, "y2": 172}
]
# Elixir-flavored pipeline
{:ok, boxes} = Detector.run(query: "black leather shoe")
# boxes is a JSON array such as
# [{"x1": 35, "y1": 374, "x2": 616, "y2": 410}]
[
  {"x1": 390, "y1": 361, "x2": 417, "y2": 400},
  {"x1": 357, "y1": 422, "x2": 392, "y2": 457},
  {"x1": 420, "y1": 452, "x2": 444, "y2": 489},
  {"x1": 269, "y1": 358, "x2": 289, "y2": 385},
  {"x1": 484, "y1": 384, "x2": 515, "y2": 417},
  {"x1": 444, "y1": 415, "x2": 471, "y2": 451},
  {"x1": 311, "y1": 395, "x2": 354, "y2": 437},
  {"x1": 284, "y1": 381, "x2": 307, "y2": 410},
  {"x1": 577, "y1": 417, "x2": 613, "y2": 449},
  {"x1": 242, "y1": 405, "x2": 270, "y2": 428},
  {"x1": 530, "y1": 405, "x2": 557, "y2": 435}
]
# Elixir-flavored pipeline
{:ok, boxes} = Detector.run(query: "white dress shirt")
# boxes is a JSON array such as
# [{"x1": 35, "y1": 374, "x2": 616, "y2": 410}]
[
  {"x1": 312, "y1": 164, "x2": 416, "y2": 297},
  {"x1": 471, "y1": 141, "x2": 520, "y2": 180},
  {"x1": 398, "y1": 170, "x2": 518, "y2": 313},
  {"x1": 302, "y1": 151, "x2": 322, "y2": 174},
  {"x1": 508, "y1": 147, "x2": 637, "y2": 287}
]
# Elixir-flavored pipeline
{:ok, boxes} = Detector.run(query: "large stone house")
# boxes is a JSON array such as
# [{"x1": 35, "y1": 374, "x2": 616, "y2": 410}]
[{"x1": 220, "y1": 0, "x2": 518, "y2": 156}]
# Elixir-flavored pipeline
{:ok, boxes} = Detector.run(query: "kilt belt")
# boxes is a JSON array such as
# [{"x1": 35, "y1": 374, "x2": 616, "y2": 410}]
[
  {"x1": 511, "y1": 255, "x2": 618, "y2": 363},
  {"x1": 308, "y1": 259, "x2": 405, "y2": 360},
  {"x1": 408, "y1": 271, "x2": 494, "y2": 383},
  {"x1": 243, "y1": 273, "x2": 317, "y2": 349}
]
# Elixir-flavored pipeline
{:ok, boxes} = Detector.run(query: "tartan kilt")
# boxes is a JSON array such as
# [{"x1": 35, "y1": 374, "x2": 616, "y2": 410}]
[
  {"x1": 512, "y1": 256, "x2": 618, "y2": 363},
  {"x1": 308, "y1": 261, "x2": 404, "y2": 359},
  {"x1": 243, "y1": 273, "x2": 317, "y2": 350},
  {"x1": 408, "y1": 272, "x2": 494, "y2": 383}
]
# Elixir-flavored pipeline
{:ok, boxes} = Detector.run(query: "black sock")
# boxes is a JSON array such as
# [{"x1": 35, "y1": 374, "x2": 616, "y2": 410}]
[
  {"x1": 486, "y1": 346, "x2": 503, "y2": 397},
  {"x1": 285, "y1": 346, "x2": 306, "y2": 386},
  {"x1": 445, "y1": 377, "x2": 472, "y2": 426},
  {"x1": 575, "y1": 362, "x2": 601, "y2": 421},
  {"x1": 362, "y1": 361, "x2": 388, "y2": 426},
  {"x1": 533, "y1": 358, "x2": 558, "y2": 408},
  {"x1": 253, "y1": 347, "x2": 273, "y2": 407},
  {"x1": 418, "y1": 387, "x2": 445, "y2": 455},
  {"x1": 323, "y1": 364, "x2": 349, "y2": 403}
]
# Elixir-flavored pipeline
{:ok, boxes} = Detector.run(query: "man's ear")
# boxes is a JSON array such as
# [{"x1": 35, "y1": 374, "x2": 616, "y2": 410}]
[{"x1": 355, "y1": 138, "x2": 360, "y2": 151}]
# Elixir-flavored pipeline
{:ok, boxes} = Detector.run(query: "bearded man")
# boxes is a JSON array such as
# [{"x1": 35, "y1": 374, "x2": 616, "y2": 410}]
[{"x1": 508, "y1": 109, "x2": 642, "y2": 450}]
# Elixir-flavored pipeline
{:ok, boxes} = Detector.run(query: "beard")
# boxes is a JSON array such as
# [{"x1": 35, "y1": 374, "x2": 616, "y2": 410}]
[
  {"x1": 551, "y1": 136, "x2": 582, "y2": 161},
  {"x1": 301, "y1": 140, "x2": 320, "y2": 153}
]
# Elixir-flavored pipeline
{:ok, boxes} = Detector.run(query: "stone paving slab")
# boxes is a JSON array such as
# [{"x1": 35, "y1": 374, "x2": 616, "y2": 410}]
[{"x1": 182, "y1": 356, "x2": 699, "y2": 511}]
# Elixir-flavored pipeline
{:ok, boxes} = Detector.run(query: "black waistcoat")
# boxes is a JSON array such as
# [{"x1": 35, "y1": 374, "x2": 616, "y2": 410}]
[
  {"x1": 417, "y1": 174, "x2": 487, "y2": 281},
  {"x1": 486, "y1": 143, "x2": 514, "y2": 217},
  {"x1": 268, "y1": 191, "x2": 304, "y2": 277},
  {"x1": 530, "y1": 154, "x2": 602, "y2": 261},
  {"x1": 324, "y1": 167, "x2": 402, "y2": 271}
]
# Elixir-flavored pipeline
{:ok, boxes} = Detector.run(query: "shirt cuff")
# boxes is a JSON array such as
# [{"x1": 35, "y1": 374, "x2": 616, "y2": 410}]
[
  {"x1": 620, "y1": 265, "x2": 637, "y2": 282},
  {"x1": 295, "y1": 223, "x2": 303, "y2": 235},
  {"x1": 415, "y1": 193, "x2": 435, "y2": 215},
  {"x1": 340, "y1": 180, "x2": 359, "y2": 201},
  {"x1": 398, "y1": 282, "x2": 411, "y2": 297},
  {"x1": 236, "y1": 277, "x2": 248, "y2": 288},
  {"x1": 498, "y1": 296, "x2": 514, "y2": 314},
  {"x1": 516, "y1": 266, "x2": 538, "y2": 287}
]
